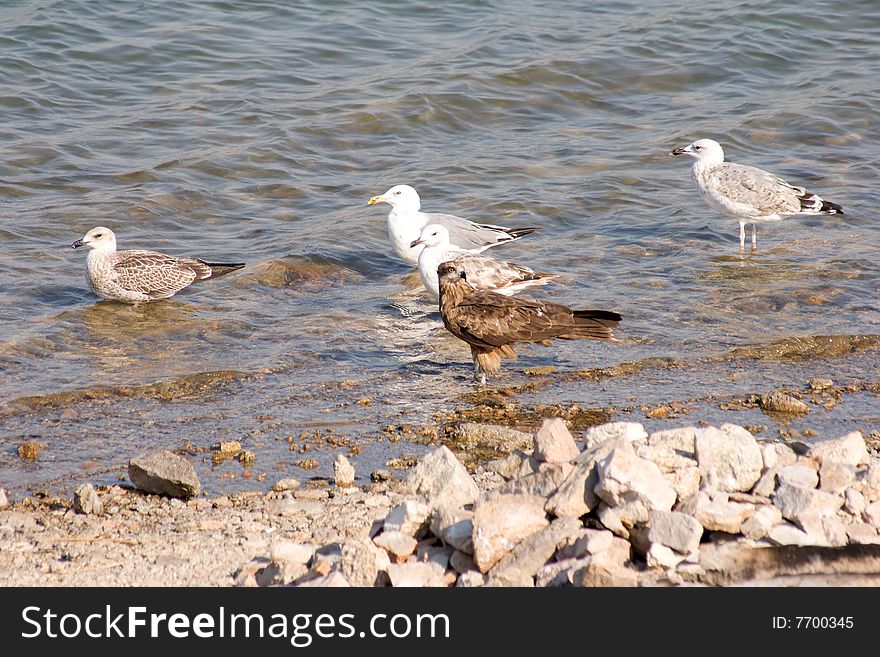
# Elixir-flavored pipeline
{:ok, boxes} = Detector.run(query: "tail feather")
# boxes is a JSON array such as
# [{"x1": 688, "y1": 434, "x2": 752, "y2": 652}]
[
  {"x1": 559, "y1": 309, "x2": 622, "y2": 340},
  {"x1": 201, "y1": 261, "x2": 246, "y2": 279},
  {"x1": 799, "y1": 191, "x2": 844, "y2": 215},
  {"x1": 820, "y1": 199, "x2": 844, "y2": 215}
]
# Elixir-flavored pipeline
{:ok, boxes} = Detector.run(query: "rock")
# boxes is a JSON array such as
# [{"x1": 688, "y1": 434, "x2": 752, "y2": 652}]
[
  {"x1": 751, "y1": 467, "x2": 779, "y2": 498},
  {"x1": 664, "y1": 467, "x2": 701, "y2": 502},
  {"x1": 0, "y1": 489, "x2": 7, "y2": 508},
  {"x1": 485, "y1": 451, "x2": 532, "y2": 479},
  {"x1": 387, "y1": 561, "x2": 447, "y2": 587},
  {"x1": 646, "y1": 543, "x2": 684, "y2": 569},
  {"x1": 536, "y1": 558, "x2": 589, "y2": 587},
  {"x1": 237, "y1": 450, "x2": 255, "y2": 466},
  {"x1": 339, "y1": 537, "x2": 390, "y2": 587},
  {"x1": 498, "y1": 463, "x2": 569, "y2": 498},
  {"x1": 823, "y1": 517, "x2": 848, "y2": 547},
  {"x1": 545, "y1": 437, "x2": 633, "y2": 518},
  {"x1": 694, "y1": 424, "x2": 763, "y2": 493},
  {"x1": 572, "y1": 557, "x2": 638, "y2": 587},
  {"x1": 256, "y1": 543, "x2": 312, "y2": 586},
  {"x1": 768, "y1": 522, "x2": 815, "y2": 546},
  {"x1": 271, "y1": 541, "x2": 314, "y2": 566},
  {"x1": 648, "y1": 510, "x2": 703, "y2": 554},
  {"x1": 450, "y1": 422, "x2": 533, "y2": 455},
  {"x1": 431, "y1": 505, "x2": 474, "y2": 554},
  {"x1": 487, "y1": 517, "x2": 582, "y2": 586},
  {"x1": 296, "y1": 571, "x2": 351, "y2": 587},
  {"x1": 73, "y1": 483, "x2": 103, "y2": 515},
  {"x1": 556, "y1": 528, "x2": 615, "y2": 559},
  {"x1": 759, "y1": 392, "x2": 810, "y2": 416},
  {"x1": 271, "y1": 478, "x2": 301, "y2": 492},
  {"x1": 846, "y1": 522, "x2": 880, "y2": 545},
  {"x1": 405, "y1": 446, "x2": 479, "y2": 510},
  {"x1": 472, "y1": 494, "x2": 549, "y2": 572},
  {"x1": 449, "y1": 550, "x2": 477, "y2": 574},
  {"x1": 819, "y1": 462, "x2": 855, "y2": 494},
  {"x1": 637, "y1": 444, "x2": 697, "y2": 473},
  {"x1": 533, "y1": 417, "x2": 580, "y2": 464},
  {"x1": 845, "y1": 488, "x2": 866, "y2": 517},
  {"x1": 647, "y1": 426, "x2": 697, "y2": 455},
  {"x1": 595, "y1": 446, "x2": 676, "y2": 512},
  {"x1": 777, "y1": 464, "x2": 819, "y2": 489},
  {"x1": 456, "y1": 571, "x2": 487, "y2": 587},
  {"x1": 334, "y1": 454, "x2": 355, "y2": 487},
  {"x1": 384, "y1": 500, "x2": 429, "y2": 537},
  {"x1": 370, "y1": 469, "x2": 393, "y2": 483},
  {"x1": 415, "y1": 543, "x2": 454, "y2": 570},
  {"x1": 211, "y1": 440, "x2": 241, "y2": 456},
  {"x1": 863, "y1": 464, "x2": 880, "y2": 501},
  {"x1": 740, "y1": 505, "x2": 783, "y2": 540},
  {"x1": 597, "y1": 502, "x2": 643, "y2": 538},
  {"x1": 373, "y1": 531, "x2": 418, "y2": 563},
  {"x1": 694, "y1": 496, "x2": 755, "y2": 534},
  {"x1": 773, "y1": 484, "x2": 844, "y2": 534},
  {"x1": 864, "y1": 501, "x2": 880, "y2": 530},
  {"x1": 583, "y1": 422, "x2": 647, "y2": 449},
  {"x1": 128, "y1": 450, "x2": 201, "y2": 499},
  {"x1": 809, "y1": 377, "x2": 833, "y2": 391},
  {"x1": 234, "y1": 557, "x2": 271, "y2": 587},
  {"x1": 808, "y1": 431, "x2": 869, "y2": 468},
  {"x1": 762, "y1": 443, "x2": 797, "y2": 469},
  {"x1": 17, "y1": 440, "x2": 44, "y2": 459}
]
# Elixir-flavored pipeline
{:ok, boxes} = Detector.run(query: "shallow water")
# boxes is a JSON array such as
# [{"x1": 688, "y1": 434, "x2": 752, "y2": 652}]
[{"x1": 1, "y1": 0, "x2": 879, "y2": 496}]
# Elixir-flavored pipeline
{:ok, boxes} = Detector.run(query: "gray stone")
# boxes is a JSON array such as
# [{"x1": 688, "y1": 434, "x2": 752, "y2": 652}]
[
  {"x1": 777, "y1": 464, "x2": 819, "y2": 489},
  {"x1": 431, "y1": 505, "x2": 474, "y2": 554},
  {"x1": 449, "y1": 550, "x2": 477, "y2": 575},
  {"x1": 823, "y1": 516, "x2": 848, "y2": 547},
  {"x1": 646, "y1": 543, "x2": 684, "y2": 569},
  {"x1": 545, "y1": 437, "x2": 633, "y2": 518},
  {"x1": 773, "y1": 484, "x2": 844, "y2": 534},
  {"x1": 740, "y1": 505, "x2": 783, "y2": 540},
  {"x1": 647, "y1": 426, "x2": 697, "y2": 455},
  {"x1": 648, "y1": 510, "x2": 703, "y2": 554},
  {"x1": 339, "y1": 537, "x2": 390, "y2": 587},
  {"x1": 637, "y1": 444, "x2": 697, "y2": 473},
  {"x1": 472, "y1": 494, "x2": 549, "y2": 572},
  {"x1": 768, "y1": 522, "x2": 815, "y2": 546},
  {"x1": 387, "y1": 561, "x2": 447, "y2": 587},
  {"x1": 296, "y1": 571, "x2": 351, "y2": 587},
  {"x1": 595, "y1": 446, "x2": 677, "y2": 511},
  {"x1": 556, "y1": 528, "x2": 615, "y2": 560},
  {"x1": 333, "y1": 454, "x2": 355, "y2": 487},
  {"x1": 384, "y1": 500, "x2": 430, "y2": 537},
  {"x1": 451, "y1": 422, "x2": 533, "y2": 454},
  {"x1": 694, "y1": 424, "x2": 763, "y2": 493},
  {"x1": 535, "y1": 558, "x2": 589, "y2": 587},
  {"x1": 271, "y1": 478, "x2": 301, "y2": 492},
  {"x1": 128, "y1": 450, "x2": 201, "y2": 499},
  {"x1": 73, "y1": 483, "x2": 103, "y2": 515},
  {"x1": 819, "y1": 462, "x2": 855, "y2": 494},
  {"x1": 583, "y1": 422, "x2": 647, "y2": 450},
  {"x1": 234, "y1": 557, "x2": 270, "y2": 587},
  {"x1": 808, "y1": 431, "x2": 869, "y2": 468},
  {"x1": 533, "y1": 417, "x2": 580, "y2": 464},
  {"x1": 846, "y1": 522, "x2": 880, "y2": 545},
  {"x1": 373, "y1": 531, "x2": 418, "y2": 563},
  {"x1": 415, "y1": 543, "x2": 454, "y2": 571},
  {"x1": 455, "y1": 571, "x2": 487, "y2": 587},
  {"x1": 485, "y1": 451, "x2": 532, "y2": 479},
  {"x1": 498, "y1": 464, "x2": 569, "y2": 498},
  {"x1": 845, "y1": 488, "x2": 866, "y2": 517},
  {"x1": 809, "y1": 377, "x2": 834, "y2": 391},
  {"x1": 759, "y1": 391, "x2": 810, "y2": 416},
  {"x1": 256, "y1": 556, "x2": 309, "y2": 587},
  {"x1": 572, "y1": 557, "x2": 639, "y2": 587},
  {"x1": 762, "y1": 443, "x2": 797, "y2": 469},
  {"x1": 864, "y1": 501, "x2": 880, "y2": 530},
  {"x1": 405, "y1": 446, "x2": 479, "y2": 510},
  {"x1": 487, "y1": 517, "x2": 582, "y2": 586},
  {"x1": 751, "y1": 467, "x2": 779, "y2": 498}
]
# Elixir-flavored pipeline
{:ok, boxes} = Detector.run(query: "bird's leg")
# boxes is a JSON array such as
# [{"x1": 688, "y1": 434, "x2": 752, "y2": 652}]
[
  {"x1": 738, "y1": 221, "x2": 746, "y2": 252},
  {"x1": 473, "y1": 363, "x2": 487, "y2": 386},
  {"x1": 751, "y1": 224, "x2": 757, "y2": 252}
]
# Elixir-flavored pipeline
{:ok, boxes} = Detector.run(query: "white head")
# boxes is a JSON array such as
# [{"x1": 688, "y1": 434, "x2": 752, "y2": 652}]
[
  {"x1": 71, "y1": 226, "x2": 117, "y2": 252},
  {"x1": 368, "y1": 184, "x2": 421, "y2": 212},
  {"x1": 670, "y1": 138, "x2": 724, "y2": 164},
  {"x1": 409, "y1": 223, "x2": 451, "y2": 250}
]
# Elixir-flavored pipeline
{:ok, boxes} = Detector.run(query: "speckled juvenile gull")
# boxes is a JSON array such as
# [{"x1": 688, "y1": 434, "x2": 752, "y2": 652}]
[
  {"x1": 410, "y1": 223, "x2": 557, "y2": 299},
  {"x1": 368, "y1": 184, "x2": 539, "y2": 264},
  {"x1": 71, "y1": 226, "x2": 245, "y2": 303},
  {"x1": 671, "y1": 138, "x2": 844, "y2": 251}
]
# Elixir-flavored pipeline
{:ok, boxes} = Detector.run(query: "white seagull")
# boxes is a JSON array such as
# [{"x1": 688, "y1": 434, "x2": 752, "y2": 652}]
[
  {"x1": 368, "y1": 184, "x2": 539, "y2": 264},
  {"x1": 71, "y1": 226, "x2": 245, "y2": 303},
  {"x1": 670, "y1": 139, "x2": 843, "y2": 251},
  {"x1": 410, "y1": 223, "x2": 557, "y2": 300}
]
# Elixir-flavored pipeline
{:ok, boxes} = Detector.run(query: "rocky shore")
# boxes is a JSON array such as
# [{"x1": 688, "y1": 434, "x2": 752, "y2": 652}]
[{"x1": 2, "y1": 417, "x2": 880, "y2": 587}]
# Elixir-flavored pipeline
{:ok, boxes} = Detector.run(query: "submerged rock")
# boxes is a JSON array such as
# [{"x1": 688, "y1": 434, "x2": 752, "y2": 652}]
[{"x1": 759, "y1": 392, "x2": 810, "y2": 416}]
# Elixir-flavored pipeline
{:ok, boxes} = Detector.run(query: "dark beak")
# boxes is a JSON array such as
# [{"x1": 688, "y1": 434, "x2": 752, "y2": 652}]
[
  {"x1": 670, "y1": 147, "x2": 688, "y2": 156},
  {"x1": 71, "y1": 239, "x2": 85, "y2": 249},
  {"x1": 409, "y1": 238, "x2": 424, "y2": 248}
]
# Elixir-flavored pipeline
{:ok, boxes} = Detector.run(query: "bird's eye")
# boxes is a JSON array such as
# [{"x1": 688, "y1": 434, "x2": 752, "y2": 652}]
[
  {"x1": 94, "y1": 233, "x2": 103, "y2": 238},
  {"x1": 394, "y1": 190, "x2": 402, "y2": 195},
  {"x1": 693, "y1": 145, "x2": 701, "y2": 150}
]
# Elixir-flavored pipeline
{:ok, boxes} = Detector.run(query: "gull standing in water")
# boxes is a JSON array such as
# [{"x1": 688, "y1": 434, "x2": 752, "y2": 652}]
[
  {"x1": 438, "y1": 262, "x2": 621, "y2": 384},
  {"x1": 368, "y1": 184, "x2": 539, "y2": 264},
  {"x1": 71, "y1": 226, "x2": 245, "y2": 303},
  {"x1": 410, "y1": 223, "x2": 557, "y2": 299},
  {"x1": 670, "y1": 139, "x2": 843, "y2": 251}
]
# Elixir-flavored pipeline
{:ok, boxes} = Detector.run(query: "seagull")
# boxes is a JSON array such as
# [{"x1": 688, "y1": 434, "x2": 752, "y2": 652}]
[
  {"x1": 71, "y1": 226, "x2": 245, "y2": 303},
  {"x1": 670, "y1": 138, "x2": 844, "y2": 251},
  {"x1": 438, "y1": 262, "x2": 621, "y2": 384},
  {"x1": 368, "y1": 184, "x2": 539, "y2": 264},
  {"x1": 410, "y1": 223, "x2": 557, "y2": 299}
]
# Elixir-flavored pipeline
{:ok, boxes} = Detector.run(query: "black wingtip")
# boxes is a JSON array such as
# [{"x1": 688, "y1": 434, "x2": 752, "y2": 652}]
[
  {"x1": 506, "y1": 226, "x2": 541, "y2": 239},
  {"x1": 821, "y1": 200, "x2": 844, "y2": 215},
  {"x1": 573, "y1": 309, "x2": 622, "y2": 324},
  {"x1": 205, "y1": 262, "x2": 246, "y2": 278}
]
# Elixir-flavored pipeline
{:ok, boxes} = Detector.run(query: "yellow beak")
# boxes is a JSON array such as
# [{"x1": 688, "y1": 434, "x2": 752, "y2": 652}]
[{"x1": 368, "y1": 194, "x2": 385, "y2": 205}]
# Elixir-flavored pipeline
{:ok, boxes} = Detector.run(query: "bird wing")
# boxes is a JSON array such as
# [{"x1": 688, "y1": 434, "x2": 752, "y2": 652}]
[
  {"x1": 447, "y1": 292, "x2": 571, "y2": 348},
  {"x1": 452, "y1": 253, "x2": 540, "y2": 291},
  {"x1": 709, "y1": 163, "x2": 802, "y2": 215},
  {"x1": 112, "y1": 250, "x2": 198, "y2": 298},
  {"x1": 425, "y1": 212, "x2": 517, "y2": 252}
]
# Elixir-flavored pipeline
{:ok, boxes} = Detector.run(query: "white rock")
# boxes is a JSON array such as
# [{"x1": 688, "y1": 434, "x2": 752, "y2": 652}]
[
  {"x1": 498, "y1": 464, "x2": 569, "y2": 497},
  {"x1": 751, "y1": 467, "x2": 779, "y2": 498},
  {"x1": 648, "y1": 510, "x2": 703, "y2": 554},
  {"x1": 863, "y1": 501, "x2": 880, "y2": 530},
  {"x1": 0, "y1": 489, "x2": 7, "y2": 508},
  {"x1": 647, "y1": 426, "x2": 697, "y2": 455},
  {"x1": 535, "y1": 558, "x2": 589, "y2": 587},
  {"x1": 694, "y1": 496, "x2": 755, "y2": 534},
  {"x1": 808, "y1": 431, "x2": 869, "y2": 468},
  {"x1": 405, "y1": 446, "x2": 479, "y2": 510},
  {"x1": 431, "y1": 505, "x2": 474, "y2": 554},
  {"x1": 845, "y1": 488, "x2": 866, "y2": 517},
  {"x1": 647, "y1": 543, "x2": 685, "y2": 569},
  {"x1": 694, "y1": 424, "x2": 763, "y2": 493},
  {"x1": 583, "y1": 422, "x2": 647, "y2": 450},
  {"x1": 472, "y1": 494, "x2": 549, "y2": 572},
  {"x1": 768, "y1": 522, "x2": 815, "y2": 546},
  {"x1": 73, "y1": 483, "x2": 103, "y2": 515},
  {"x1": 387, "y1": 561, "x2": 447, "y2": 587},
  {"x1": 762, "y1": 443, "x2": 797, "y2": 469},
  {"x1": 740, "y1": 505, "x2": 783, "y2": 540},
  {"x1": 595, "y1": 446, "x2": 676, "y2": 511},
  {"x1": 271, "y1": 541, "x2": 314, "y2": 566},
  {"x1": 556, "y1": 529, "x2": 615, "y2": 559},
  {"x1": 339, "y1": 537, "x2": 391, "y2": 587},
  {"x1": 863, "y1": 464, "x2": 880, "y2": 501},
  {"x1": 295, "y1": 571, "x2": 351, "y2": 587},
  {"x1": 449, "y1": 550, "x2": 477, "y2": 575},
  {"x1": 846, "y1": 522, "x2": 880, "y2": 545},
  {"x1": 545, "y1": 438, "x2": 630, "y2": 518},
  {"x1": 333, "y1": 454, "x2": 356, "y2": 487},
  {"x1": 664, "y1": 466, "x2": 701, "y2": 502},
  {"x1": 819, "y1": 462, "x2": 855, "y2": 494},
  {"x1": 777, "y1": 464, "x2": 819, "y2": 489},
  {"x1": 455, "y1": 571, "x2": 487, "y2": 587},
  {"x1": 773, "y1": 483, "x2": 844, "y2": 533},
  {"x1": 384, "y1": 500, "x2": 430, "y2": 537},
  {"x1": 533, "y1": 417, "x2": 580, "y2": 464},
  {"x1": 487, "y1": 517, "x2": 582, "y2": 586},
  {"x1": 373, "y1": 531, "x2": 418, "y2": 563},
  {"x1": 822, "y1": 516, "x2": 848, "y2": 547},
  {"x1": 637, "y1": 444, "x2": 698, "y2": 473}
]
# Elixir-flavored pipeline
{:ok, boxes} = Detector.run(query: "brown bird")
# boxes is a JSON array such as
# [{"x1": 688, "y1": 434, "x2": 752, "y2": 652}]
[{"x1": 438, "y1": 262, "x2": 622, "y2": 384}]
